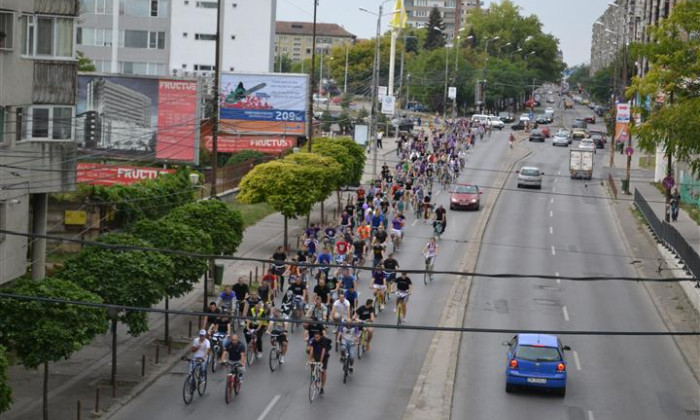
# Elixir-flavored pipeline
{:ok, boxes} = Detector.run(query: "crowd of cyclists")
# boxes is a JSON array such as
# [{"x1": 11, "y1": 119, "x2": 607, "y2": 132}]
[{"x1": 186, "y1": 116, "x2": 486, "y2": 400}]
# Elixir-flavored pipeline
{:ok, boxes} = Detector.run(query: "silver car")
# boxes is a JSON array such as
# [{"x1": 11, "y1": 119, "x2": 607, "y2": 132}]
[
  {"x1": 517, "y1": 166, "x2": 544, "y2": 189},
  {"x1": 552, "y1": 133, "x2": 569, "y2": 147}
]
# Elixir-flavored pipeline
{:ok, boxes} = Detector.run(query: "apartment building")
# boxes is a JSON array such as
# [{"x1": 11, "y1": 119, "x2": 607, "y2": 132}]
[
  {"x1": 275, "y1": 21, "x2": 356, "y2": 64},
  {"x1": 404, "y1": 0, "x2": 481, "y2": 45},
  {"x1": 76, "y1": 0, "x2": 276, "y2": 78},
  {"x1": 0, "y1": 0, "x2": 79, "y2": 284}
]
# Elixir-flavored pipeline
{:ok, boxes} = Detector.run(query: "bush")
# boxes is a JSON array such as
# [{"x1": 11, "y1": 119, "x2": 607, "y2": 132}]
[{"x1": 226, "y1": 150, "x2": 267, "y2": 166}]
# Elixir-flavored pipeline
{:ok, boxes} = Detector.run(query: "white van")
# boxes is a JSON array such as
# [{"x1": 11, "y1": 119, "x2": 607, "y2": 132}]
[{"x1": 471, "y1": 114, "x2": 504, "y2": 129}]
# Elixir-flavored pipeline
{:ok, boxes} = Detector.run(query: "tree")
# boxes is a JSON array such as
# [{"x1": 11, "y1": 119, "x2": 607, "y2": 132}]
[
  {"x1": 567, "y1": 64, "x2": 592, "y2": 92},
  {"x1": 77, "y1": 51, "x2": 96, "y2": 72},
  {"x1": 164, "y1": 200, "x2": 244, "y2": 256},
  {"x1": 0, "y1": 278, "x2": 107, "y2": 420},
  {"x1": 320, "y1": 110, "x2": 334, "y2": 132},
  {"x1": 128, "y1": 219, "x2": 213, "y2": 340},
  {"x1": 283, "y1": 152, "x2": 342, "y2": 224},
  {"x1": 238, "y1": 160, "x2": 322, "y2": 248},
  {"x1": 423, "y1": 7, "x2": 446, "y2": 50},
  {"x1": 628, "y1": 1, "x2": 700, "y2": 175},
  {"x1": 0, "y1": 345, "x2": 12, "y2": 414},
  {"x1": 273, "y1": 54, "x2": 293, "y2": 73}
]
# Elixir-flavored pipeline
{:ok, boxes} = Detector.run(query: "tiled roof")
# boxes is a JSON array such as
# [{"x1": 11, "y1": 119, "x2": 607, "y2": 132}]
[{"x1": 276, "y1": 21, "x2": 356, "y2": 38}]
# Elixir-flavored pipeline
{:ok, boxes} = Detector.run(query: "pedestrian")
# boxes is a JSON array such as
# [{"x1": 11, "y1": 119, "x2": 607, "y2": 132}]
[
  {"x1": 376, "y1": 130, "x2": 384, "y2": 149},
  {"x1": 670, "y1": 188, "x2": 680, "y2": 222}
]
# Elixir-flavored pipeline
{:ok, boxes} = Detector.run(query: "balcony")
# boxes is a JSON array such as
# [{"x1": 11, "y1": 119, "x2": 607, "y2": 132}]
[{"x1": 33, "y1": 61, "x2": 77, "y2": 105}]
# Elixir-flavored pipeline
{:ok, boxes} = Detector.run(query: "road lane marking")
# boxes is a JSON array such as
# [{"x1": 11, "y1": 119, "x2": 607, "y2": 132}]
[
  {"x1": 549, "y1": 226, "x2": 553, "y2": 235},
  {"x1": 553, "y1": 178, "x2": 558, "y2": 184},
  {"x1": 588, "y1": 410, "x2": 595, "y2": 420},
  {"x1": 562, "y1": 305, "x2": 570, "y2": 321},
  {"x1": 550, "y1": 210, "x2": 553, "y2": 218},
  {"x1": 550, "y1": 197, "x2": 554, "y2": 204},
  {"x1": 558, "y1": 170, "x2": 561, "y2": 175},
  {"x1": 436, "y1": 190, "x2": 441, "y2": 196},
  {"x1": 573, "y1": 350, "x2": 582, "y2": 371},
  {"x1": 256, "y1": 395, "x2": 281, "y2": 420},
  {"x1": 412, "y1": 219, "x2": 418, "y2": 226},
  {"x1": 551, "y1": 246, "x2": 556, "y2": 255},
  {"x1": 555, "y1": 272, "x2": 561, "y2": 284}
]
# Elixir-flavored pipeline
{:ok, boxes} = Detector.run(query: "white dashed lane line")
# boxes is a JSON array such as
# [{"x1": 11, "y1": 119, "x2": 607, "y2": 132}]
[
  {"x1": 551, "y1": 246, "x2": 556, "y2": 256},
  {"x1": 549, "y1": 226, "x2": 553, "y2": 235},
  {"x1": 550, "y1": 210, "x2": 553, "y2": 218},
  {"x1": 550, "y1": 197, "x2": 554, "y2": 204},
  {"x1": 588, "y1": 410, "x2": 596, "y2": 420},
  {"x1": 562, "y1": 305, "x2": 570, "y2": 321},
  {"x1": 256, "y1": 395, "x2": 281, "y2": 420},
  {"x1": 573, "y1": 350, "x2": 582, "y2": 371},
  {"x1": 555, "y1": 272, "x2": 561, "y2": 284}
]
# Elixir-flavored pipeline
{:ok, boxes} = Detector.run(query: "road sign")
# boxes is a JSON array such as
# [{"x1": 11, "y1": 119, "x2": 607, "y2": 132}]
[
  {"x1": 448, "y1": 86, "x2": 457, "y2": 100},
  {"x1": 378, "y1": 86, "x2": 387, "y2": 99},
  {"x1": 662, "y1": 176, "x2": 675, "y2": 191},
  {"x1": 625, "y1": 147, "x2": 634, "y2": 156},
  {"x1": 381, "y1": 95, "x2": 395, "y2": 115},
  {"x1": 616, "y1": 103, "x2": 630, "y2": 123}
]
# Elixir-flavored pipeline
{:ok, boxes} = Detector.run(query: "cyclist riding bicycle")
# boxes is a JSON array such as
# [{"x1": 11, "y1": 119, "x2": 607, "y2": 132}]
[
  {"x1": 354, "y1": 299, "x2": 376, "y2": 350},
  {"x1": 267, "y1": 307, "x2": 288, "y2": 364},
  {"x1": 345, "y1": 284, "x2": 359, "y2": 316},
  {"x1": 202, "y1": 301, "x2": 221, "y2": 331},
  {"x1": 220, "y1": 333, "x2": 246, "y2": 381},
  {"x1": 336, "y1": 265, "x2": 356, "y2": 293},
  {"x1": 271, "y1": 246, "x2": 287, "y2": 290},
  {"x1": 395, "y1": 272, "x2": 413, "y2": 321},
  {"x1": 307, "y1": 330, "x2": 331, "y2": 395},
  {"x1": 383, "y1": 254, "x2": 400, "y2": 294},
  {"x1": 331, "y1": 293, "x2": 352, "y2": 325},
  {"x1": 339, "y1": 320, "x2": 358, "y2": 373},
  {"x1": 217, "y1": 286, "x2": 236, "y2": 315},
  {"x1": 371, "y1": 265, "x2": 387, "y2": 310},
  {"x1": 422, "y1": 236, "x2": 439, "y2": 267},
  {"x1": 189, "y1": 330, "x2": 211, "y2": 380},
  {"x1": 244, "y1": 300, "x2": 268, "y2": 359},
  {"x1": 316, "y1": 247, "x2": 333, "y2": 279},
  {"x1": 287, "y1": 275, "x2": 307, "y2": 314},
  {"x1": 334, "y1": 236, "x2": 350, "y2": 263}
]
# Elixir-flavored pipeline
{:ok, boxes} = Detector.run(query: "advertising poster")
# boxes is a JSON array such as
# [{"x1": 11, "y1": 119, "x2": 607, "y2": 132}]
[
  {"x1": 219, "y1": 73, "x2": 308, "y2": 135},
  {"x1": 76, "y1": 74, "x2": 200, "y2": 164},
  {"x1": 76, "y1": 163, "x2": 175, "y2": 186},
  {"x1": 203, "y1": 135, "x2": 295, "y2": 154}
]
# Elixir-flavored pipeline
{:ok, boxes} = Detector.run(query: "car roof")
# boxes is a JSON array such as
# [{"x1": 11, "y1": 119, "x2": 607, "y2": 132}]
[
  {"x1": 518, "y1": 334, "x2": 559, "y2": 347},
  {"x1": 520, "y1": 166, "x2": 540, "y2": 171},
  {"x1": 455, "y1": 183, "x2": 478, "y2": 188}
]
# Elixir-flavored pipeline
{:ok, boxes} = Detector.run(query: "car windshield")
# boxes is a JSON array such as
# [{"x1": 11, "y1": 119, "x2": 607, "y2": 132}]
[
  {"x1": 499, "y1": 112, "x2": 509, "y2": 117},
  {"x1": 515, "y1": 345, "x2": 561, "y2": 362},
  {"x1": 521, "y1": 169, "x2": 540, "y2": 176},
  {"x1": 455, "y1": 185, "x2": 477, "y2": 194}
]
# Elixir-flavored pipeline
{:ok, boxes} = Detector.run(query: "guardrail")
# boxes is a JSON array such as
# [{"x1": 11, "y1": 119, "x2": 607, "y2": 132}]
[{"x1": 634, "y1": 189, "x2": 700, "y2": 283}]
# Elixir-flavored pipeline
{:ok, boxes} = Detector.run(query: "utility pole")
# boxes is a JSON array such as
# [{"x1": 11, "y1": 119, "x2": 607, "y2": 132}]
[
  {"x1": 370, "y1": 4, "x2": 382, "y2": 181},
  {"x1": 210, "y1": 0, "x2": 223, "y2": 197},
  {"x1": 306, "y1": 0, "x2": 319, "y2": 151},
  {"x1": 443, "y1": 45, "x2": 449, "y2": 118},
  {"x1": 344, "y1": 42, "x2": 349, "y2": 93}
]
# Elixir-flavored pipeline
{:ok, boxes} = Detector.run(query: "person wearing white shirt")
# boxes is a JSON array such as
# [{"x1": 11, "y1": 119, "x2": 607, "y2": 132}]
[{"x1": 190, "y1": 329, "x2": 211, "y2": 380}]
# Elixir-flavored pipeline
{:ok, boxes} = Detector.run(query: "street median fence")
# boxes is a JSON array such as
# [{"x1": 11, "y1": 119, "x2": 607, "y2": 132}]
[
  {"x1": 202, "y1": 156, "x2": 276, "y2": 194},
  {"x1": 633, "y1": 189, "x2": 700, "y2": 283}
]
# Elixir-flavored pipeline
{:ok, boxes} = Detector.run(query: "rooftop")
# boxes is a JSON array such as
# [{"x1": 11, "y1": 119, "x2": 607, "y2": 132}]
[{"x1": 276, "y1": 21, "x2": 356, "y2": 39}]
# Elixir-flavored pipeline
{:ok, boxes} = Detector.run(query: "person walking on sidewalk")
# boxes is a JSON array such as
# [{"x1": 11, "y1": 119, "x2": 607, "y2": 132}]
[
  {"x1": 376, "y1": 130, "x2": 384, "y2": 149},
  {"x1": 670, "y1": 188, "x2": 681, "y2": 222}
]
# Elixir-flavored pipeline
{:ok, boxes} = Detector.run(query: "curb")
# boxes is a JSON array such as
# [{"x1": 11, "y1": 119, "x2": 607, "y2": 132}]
[{"x1": 402, "y1": 143, "x2": 533, "y2": 420}]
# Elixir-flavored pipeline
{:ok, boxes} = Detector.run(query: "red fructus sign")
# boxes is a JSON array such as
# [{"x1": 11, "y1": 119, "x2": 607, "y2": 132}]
[
  {"x1": 204, "y1": 136, "x2": 295, "y2": 153},
  {"x1": 77, "y1": 163, "x2": 175, "y2": 186},
  {"x1": 156, "y1": 80, "x2": 199, "y2": 162}
]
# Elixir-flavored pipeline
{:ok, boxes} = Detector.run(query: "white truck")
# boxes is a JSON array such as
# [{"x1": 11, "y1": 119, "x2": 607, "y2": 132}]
[{"x1": 570, "y1": 149, "x2": 594, "y2": 180}]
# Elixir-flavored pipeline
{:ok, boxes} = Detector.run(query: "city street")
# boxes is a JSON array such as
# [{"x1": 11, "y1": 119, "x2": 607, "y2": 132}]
[
  {"x1": 110, "y1": 129, "x2": 513, "y2": 420},
  {"x1": 452, "y1": 105, "x2": 700, "y2": 419}
]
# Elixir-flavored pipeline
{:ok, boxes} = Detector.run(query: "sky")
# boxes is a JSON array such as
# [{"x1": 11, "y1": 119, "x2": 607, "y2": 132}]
[{"x1": 276, "y1": 0, "x2": 612, "y2": 67}]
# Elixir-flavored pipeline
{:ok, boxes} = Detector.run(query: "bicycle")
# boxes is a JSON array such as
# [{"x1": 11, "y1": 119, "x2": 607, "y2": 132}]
[
  {"x1": 396, "y1": 292, "x2": 409, "y2": 325},
  {"x1": 340, "y1": 342, "x2": 353, "y2": 384},
  {"x1": 433, "y1": 220, "x2": 444, "y2": 242},
  {"x1": 245, "y1": 329, "x2": 258, "y2": 366},
  {"x1": 390, "y1": 231, "x2": 402, "y2": 253},
  {"x1": 209, "y1": 332, "x2": 226, "y2": 373},
  {"x1": 268, "y1": 332, "x2": 284, "y2": 372},
  {"x1": 357, "y1": 324, "x2": 370, "y2": 359},
  {"x1": 182, "y1": 357, "x2": 207, "y2": 405},
  {"x1": 307, "y1": 361, "x2": 324, "y2": 403},
  {"x1": 423, "y1": 255, "x2": 435, "y2": 285},
  {"x1": 373, "y1": 288, "x2": 386, "y2": 313},
  {"x1": 223, "y1": 361, "x2": 242, "y2": 404}
]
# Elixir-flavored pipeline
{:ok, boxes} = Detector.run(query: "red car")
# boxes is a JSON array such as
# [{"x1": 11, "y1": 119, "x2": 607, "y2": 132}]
[
  {"x1": 584, "y1": 115, "x2": 596, "y2": 124},
  {"x1": 450, "y1": 184, "x2": 482, "y2": 210},
  {"x1": 541, "y1": 126, "x2": 551, "y2": 138}
]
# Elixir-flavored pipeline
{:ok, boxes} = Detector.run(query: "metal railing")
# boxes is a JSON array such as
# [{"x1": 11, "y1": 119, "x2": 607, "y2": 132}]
[{"x1": 634, "y1": 189, "x2": 700, "y2": 283}]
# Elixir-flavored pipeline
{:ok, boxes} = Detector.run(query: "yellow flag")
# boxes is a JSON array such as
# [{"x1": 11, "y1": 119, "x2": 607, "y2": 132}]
[{"x1": 390, "y1": 0, "x2": 408, "y2": 29}]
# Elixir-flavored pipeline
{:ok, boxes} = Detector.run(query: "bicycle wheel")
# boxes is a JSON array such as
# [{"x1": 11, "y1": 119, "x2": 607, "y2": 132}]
[
  {"x1": 225, "y1": 375, "x2": 233, "y2": 404},
  {"x1": 357, "y1": 337, "x2": 363, "y2": 360},
  {"x1": 211, "y1": 348, "x2": 219, "y2": 373},
  {"x1": 309, "y1": 374, "x2": 318, "y2": 403},
  {"x1": 373, "y1": 295, "x2": 381, "y2": 313},
  {"x1": 246, "y1": 341, "x2": 256, "y2": 366},
  {"x1": 343, "y1": 360, "x2": 349, "y2": 384},
  {"x1": 196, "y1": 370, "x2": 207, "y2": 396},
  {"x1": 182, "y1": 375, "x2": 195, "y2": 404},
  {"x1": 269, "y1": 347, "x2": 280, "y2": 372}
]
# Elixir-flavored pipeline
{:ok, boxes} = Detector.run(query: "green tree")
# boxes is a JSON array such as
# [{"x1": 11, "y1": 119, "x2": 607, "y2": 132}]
[
  {"x1": 164, "y1": 200, "x2": 244, "y2": 255},
  {"x1": 273, "y1": 54, "x2": 293, "y2": 73},
  {"x1": 77, "y1": 51, "x2": 96, "y2": 72},
  {"x1": 628, "y1": 1, "x2": 700, "y2": 175},
  {"x1": 567, "y1": 64, "x2": 592, "y2": 92},
  {"x1": 0, "y1": 345, "x2": 10, "y2": 414},
  {"x1": 0, "y1": 278, "x2": 107, "y2": 420},
  {"x1": 423, "y1": 7, "x2": 446, "y2": 50},
  {"x1": 320, "y1": 110, "x2": 334, "y2": 132},
  {"x1": 225, "y1": 150, "x2": 267, "y2": 166},
  {"x1": 128, "y1": 219, "x2": 213, "y2": 340}
]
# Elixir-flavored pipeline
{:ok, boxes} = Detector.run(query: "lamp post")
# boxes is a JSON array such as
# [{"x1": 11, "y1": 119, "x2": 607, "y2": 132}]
[
  {"x1": 306, "y1": 0, "x2": 319, "y2": 151},
  {"x1": 497, "y1": 42, "x2": 511, "y2": 59}
]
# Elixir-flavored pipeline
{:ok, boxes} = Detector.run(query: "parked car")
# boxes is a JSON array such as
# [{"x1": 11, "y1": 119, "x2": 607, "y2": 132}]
[
  {"x1": 449, "y1": 184, "x2": 482, "y2": 210},
  {"x1": 552, "y1": 132, "x2": 569, "y2": 147},
  {"x1": 510, "y1": 121, "x2": 527, "y2": 131},
  {"x1": 488, "y1": 116, "x2": 505, "y2": 130},
  {"x1": 516, "y1": 166, "x2": 544, "y2": 189},
  {"x1": 504, "y1": 334, "x2": 570, "y2": 396},
  {"x1": 529, "y1": 129, "x2": 545, "y2": 142},
  {"x1": 583, "y1": 115, "x2": 596, "y2": 124},
  {"x1": 498, "y1": 111, "x2": 514, "y2": 123}
]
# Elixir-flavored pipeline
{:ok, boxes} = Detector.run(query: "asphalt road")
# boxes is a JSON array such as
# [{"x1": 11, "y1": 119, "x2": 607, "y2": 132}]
[
  {"x1": 452, "y1": 104, "x2": 700, "y2": 419},
  {"x1": 110, "y1": 128, "x2": 513, "y2": 420}
]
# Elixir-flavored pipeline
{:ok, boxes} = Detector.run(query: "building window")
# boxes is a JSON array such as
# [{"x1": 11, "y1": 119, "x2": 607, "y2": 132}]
[
  {"x1": 196, "y1": 1, "x2": 218, "y2": 8},
  {"x1": 194, "y1": 64, "x2": 215, "y2": 71},
  {"x1": 123, "y1": 30, "x2": 164, "y2": 49},
  {"x1": 21, "y1": 15, "x2": 75, "y2": 59},
  {"x1": 77, "y1": 28, "x2": 113, "y2": 47},
  {"x1": 0, "y1": 12, "x2": 14, "y2": 51},
  {"x1": 195, "y1": 33, "x2": 216, "y2": 41},
  {"x1": 81, "y1": 0, "x2": 114, "y2": 15},
  {"x1": 121, "y1": 61, "x2": 164, "y2": 75},
  {"x1": 23, "y1": 106, "x2": 74, "y2": 140}
]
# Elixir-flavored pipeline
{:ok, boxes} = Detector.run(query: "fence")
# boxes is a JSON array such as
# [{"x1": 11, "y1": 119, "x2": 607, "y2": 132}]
[
  {"x1": 201, "y1": 156, "x2": 276, "y2": 193},
  {"x1": 634, "y1": 189, "x2": 700, "y2": 283},
  {"x1": 680, "y1": 171, "x2": 700, "y2": 210}
]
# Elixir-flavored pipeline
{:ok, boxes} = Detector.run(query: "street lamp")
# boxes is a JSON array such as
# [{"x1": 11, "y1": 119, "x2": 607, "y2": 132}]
[
  {"x1": 509, "y1": 47, "x2": 522, "y2": 59},
  {"x1": 497, "y1": 41, "x2": 512, "y2": 59}
]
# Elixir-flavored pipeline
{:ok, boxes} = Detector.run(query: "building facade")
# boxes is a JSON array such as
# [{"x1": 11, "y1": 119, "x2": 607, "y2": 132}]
[
  {"x1": 275, "y1": 21, "x2": 355, "y2": 64},
  {"x1": 76, "y1": 0, "x2": 276, "y2": 78},
  {"x1": 404, "y1": 0, "x2": 481, "y2": 45},
  {"x1": 0, "y1": 0, "x2": 79, "y2": 284}
]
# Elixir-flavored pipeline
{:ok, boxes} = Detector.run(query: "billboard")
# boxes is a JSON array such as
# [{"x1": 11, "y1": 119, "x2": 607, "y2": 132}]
[
  {"x1": 76, "y1": 163, "x2": 175, "y2": 186},
  {"x1": 616, "y1": 102, "x2": 630, "y2": 123},
  {"x1": 219, "y1": 73, "x2": 308, "y2": 136},
  {"x1": 203, "y1": 135, "x2": 295, "y2": 154},
  {"x1": 76, "y1": 74, "x2": 201, "y2": 164}
]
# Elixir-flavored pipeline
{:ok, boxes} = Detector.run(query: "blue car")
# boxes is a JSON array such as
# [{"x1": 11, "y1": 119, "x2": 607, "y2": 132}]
[{"x1": 503, "y1": 334, "x2": 570, "y2": 396}]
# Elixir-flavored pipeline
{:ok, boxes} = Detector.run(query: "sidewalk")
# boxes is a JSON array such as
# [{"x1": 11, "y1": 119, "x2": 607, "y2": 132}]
[{"x1": 3, "y1": 136, "x2": 399, "y2": 420}]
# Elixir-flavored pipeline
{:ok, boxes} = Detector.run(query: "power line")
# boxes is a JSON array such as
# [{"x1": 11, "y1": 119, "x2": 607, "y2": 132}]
[
  {"x1": 0, "y1": 292, "x2": 696, "y2": 336},
  {"x1": 0, "y1": 228, "x2": 694, "y2": 283}
]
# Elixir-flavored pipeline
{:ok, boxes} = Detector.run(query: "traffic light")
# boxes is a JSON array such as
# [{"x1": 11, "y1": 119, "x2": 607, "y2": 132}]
[{"x1": 83, "y1": 111, "x2": 99, "y2": 148}]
